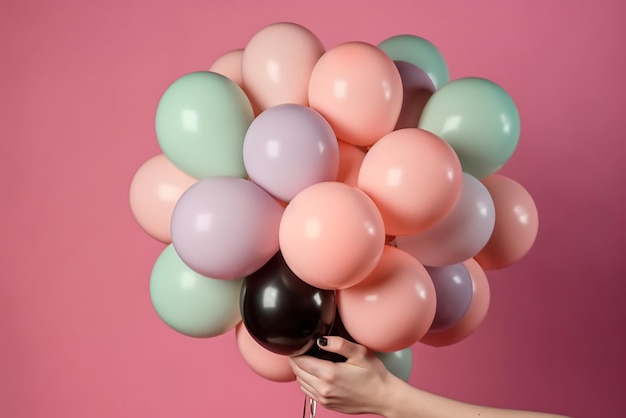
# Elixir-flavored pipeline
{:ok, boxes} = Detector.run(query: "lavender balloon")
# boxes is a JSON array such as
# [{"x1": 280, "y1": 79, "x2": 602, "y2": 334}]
[
  {"x1": 393, "y1": 60, "x2": 435, "y2": 130},
  {"x1": 243, "y1": 103, "x2": 339, "y2": 202},
  {"x1": 171, "y1": 176, "x2": 284, "y2": 280},
  {"x1": 396, "y1": 173, "x2": 495, "y2": 267},
  {"x1": 426, "y1": 264, "x2": 473, "y2": 332}
]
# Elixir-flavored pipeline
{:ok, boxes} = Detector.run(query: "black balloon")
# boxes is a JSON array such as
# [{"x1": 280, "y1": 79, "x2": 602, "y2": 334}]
[
  {"x1": 240, "y1": 252, "x2": 336, "y2": 356},
  {"x1": 306, "y1": 308, "x2": 356, "y2": 362}
]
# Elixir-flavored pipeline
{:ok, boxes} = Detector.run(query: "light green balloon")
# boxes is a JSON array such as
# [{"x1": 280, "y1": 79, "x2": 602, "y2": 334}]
[
  {"x1": 155, "y1": 71, "x2": 254, "y2": 179},
  {"x1": 378, "y1": 35, "x2": 450, "y2": 89},
  {"x1": 150, "y1": 244, "x2": 243, "y2": 338},
  {"x1": 375, "y1": 348, "x2": 413, "y2": 382},
  {"x1": 419, "y1": 77, "x2": 520, "y2": 179}
]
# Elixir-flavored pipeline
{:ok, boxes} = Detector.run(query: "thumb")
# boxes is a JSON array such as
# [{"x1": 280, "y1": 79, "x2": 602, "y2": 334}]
[{"x1": 317, "y1": 336, "x2": 368, "y2": 362}]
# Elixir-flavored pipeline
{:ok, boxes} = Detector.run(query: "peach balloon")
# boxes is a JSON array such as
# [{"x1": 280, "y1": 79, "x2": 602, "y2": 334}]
[
  {"x1": 279, "y1": 181, "x2": 385, "y2": 290},
  {"x1": 209, "y1": 49, "x2": 244, "y2": 87},
  {"x1": 308, "y1": 41, "x2": 403, "y2": 147},
  {"x1": 475, "y1": 174, "x2": 539, "y2": 269},
  {"x1": 210, "y1": 49, "x2": 262, "y2": 115},
  {"x1": 357, "y1": 128, "x2": 463, "y2": 236},
  {"x1": 337, "y1": 245, "x2": 436, "y2": 352},
  {"x1": 337, "y1": 140, "x2": 366, "y2": 187},
  {"x1": 129, "y1": 154, "x2": 197, "y2": 243},
  {"x1": 242, "y1": 22, "x2": 324, "y2": 111},
  {"x1": 235, "y1": 323, "x2": 295, "y2": 382},
  {"x1": 420, "y1": 258, "x2": 491, "y2": 347}
]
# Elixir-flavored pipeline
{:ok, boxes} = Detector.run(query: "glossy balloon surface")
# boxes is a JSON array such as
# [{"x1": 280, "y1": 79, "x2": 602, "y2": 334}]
[{"x1": 240, "y1": 252, "x2": 336, "y2": 356}]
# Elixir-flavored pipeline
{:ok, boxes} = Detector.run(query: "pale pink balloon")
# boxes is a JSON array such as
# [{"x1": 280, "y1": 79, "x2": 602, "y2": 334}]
[
  {"x1": 308, "y1": 41, "x2": 403, "y2": 147},
  {"x1": 242, "y1": 22, "x2": 324, "y2": 111},
  {"x1": 209, "y1": 49, "x2": 244, "y2": 87},
  {"x1": 210, "y1": 49, "x2": 262, "y2": 115},
  {"x1": 357, "y1": 128, "x2": 463, "y2": 236},
  {"x1": 337, "y1": 140, "x2": 366, "y2": 187},
  {"x1": 235, "y1": 323, "x2": 295, "y2": 382},
  {"x1": 475, "y1": 174, "x2": 539, "y2": 270},
  {"x1": 279, "y1": 181, "x2": 385, "y2": 290},
  {"x1": 129, "y1": 154, "x2": 197, "y2": 243},
  {"x1": 420, "y1": 258, "x2": 491, "y2": 347},
  {"x1": 337, "y1": 245, "x2": 436, "y2": 352}
]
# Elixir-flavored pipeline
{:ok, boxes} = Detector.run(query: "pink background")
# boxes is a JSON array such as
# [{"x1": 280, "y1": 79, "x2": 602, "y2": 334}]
[{"x1": 2, "y1": 1, "x2": 625, "y2": 417}]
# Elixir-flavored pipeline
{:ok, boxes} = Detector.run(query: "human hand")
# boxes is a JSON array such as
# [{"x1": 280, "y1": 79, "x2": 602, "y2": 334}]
[
  {"x1": 290, "y1": 336, "x2": 572, "y2": 418},
  {"x1": 289, "y1": 336, "x2": 395, "y2": 415}
]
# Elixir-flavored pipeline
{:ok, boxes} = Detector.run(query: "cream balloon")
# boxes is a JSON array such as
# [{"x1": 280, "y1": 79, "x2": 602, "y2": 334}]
[{"x1": 242, "y1": 22, "x2": 324, "y2": 111}]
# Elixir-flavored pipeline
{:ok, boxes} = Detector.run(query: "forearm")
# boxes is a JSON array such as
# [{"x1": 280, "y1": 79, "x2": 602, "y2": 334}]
[{"x1": 379, "y1": 375, "x2": 570, "y2": 418}]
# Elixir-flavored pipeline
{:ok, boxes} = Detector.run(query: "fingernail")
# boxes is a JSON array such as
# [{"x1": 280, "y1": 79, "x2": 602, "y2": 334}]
[{"x1": 318, "y1": 337, "x2": 328, "y2": 347}]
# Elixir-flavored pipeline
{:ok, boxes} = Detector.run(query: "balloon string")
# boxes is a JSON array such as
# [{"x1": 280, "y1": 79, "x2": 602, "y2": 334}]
[
  {"x1": 301, "y1": 340, "x2": 322, "y2": 417},
  {"x1": 302, "y1": 394, "x2": 317, "y2": 418}
]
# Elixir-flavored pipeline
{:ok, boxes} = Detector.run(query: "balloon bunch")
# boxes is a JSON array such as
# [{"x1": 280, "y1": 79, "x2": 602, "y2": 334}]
[{"x1": 129, "y1": 22, "x2": 539, "y2": 384}]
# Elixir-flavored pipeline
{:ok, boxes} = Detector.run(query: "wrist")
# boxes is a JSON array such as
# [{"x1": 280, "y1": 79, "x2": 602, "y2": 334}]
[{"x1": 376, "y1": 373, "x2": 417, "y2": 418}]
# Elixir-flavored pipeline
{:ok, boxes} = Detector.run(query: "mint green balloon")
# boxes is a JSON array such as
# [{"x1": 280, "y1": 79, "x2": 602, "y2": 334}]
[
  {"x1": 155, "y1": 71, "x2": 254, "y2": 179},
  {"x1": 375, "y1": 347, "x2": 413, "y2": 382},
  {"x1": 419, "y1": 77, "x2": 520, "y2": 179},
  {"x1": 378, "y1": 35, "x2": 449, "y2": 89},
  {"x1": 150, "y1": 244, "x2": 243, "y2": 338}
]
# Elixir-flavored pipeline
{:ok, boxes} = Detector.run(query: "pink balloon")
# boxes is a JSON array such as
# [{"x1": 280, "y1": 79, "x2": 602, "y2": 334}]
[
  {"x1": 279, "y1": 181, "x2": 385, "y2": 290},
  {"x1": 308, "y1": 41, "x2": 403, "y2": 147},
  {"x1": 475, "y1": 174, "x2": 539, "y2": 270},
  {"x1": 395, "y1": 173, "x2": 495, "y2": 267},
  {"x1": 336, "y1": 140, "x2": 366, "y2": 187},
  {"x1": 210, "y1": 49, "x2": 262, "y2": 115},
  {"x1": 357, "y1": 128, "x2": 463, "y2": 236},
  {"x1": 235, "y1": 323, "x2": 295, "y2": 382},
  {"x1": 420, "y1": 258, "x2": 491, "y2": 347},
  {"x1": 129, "y1": 154, "x2": 197, "y2": 243},
  {"x1": 209, "y1": 49, "x2": 244, "y2": 87},
  {"x1": 171, "y1": 177, "x2": 284, "y2": 279},
  {"x1": 243, "y1": 104, "x2": 339, "y2": 202},
  {"x1": 242, "y1": 22, "x2": 324, "y2": 111},
  {"x1": 337, "y1": 245, "x2": 436, "y2": 352}
]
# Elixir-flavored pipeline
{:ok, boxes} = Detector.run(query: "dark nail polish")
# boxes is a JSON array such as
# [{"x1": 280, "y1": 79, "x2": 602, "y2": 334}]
[{"x1": 318, "y1": 337, "x2": 328, "y2": 347}]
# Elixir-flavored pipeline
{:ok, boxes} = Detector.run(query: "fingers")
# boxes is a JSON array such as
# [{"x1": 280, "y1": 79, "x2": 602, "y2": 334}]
[
  {"x1": 317, "y1": 336, "x2": 367, "y2": 362},
  {"x1": 290, "y1": 355, "x2": 333, "y2": 382},
  {"x1": 297, "y1": 382, "x2": 318, "y2": 403},
  {"x1": 292, "y1": 366, "x2": 333, "y2": 408},
  {"x1": 290, "y1": 358, "x2": 330, "y2": 403},
  {"x1": 296, "y1": 375, "x2": 319, "y2": 400},
  {"x1": 289, "y1": 336, "x2": 372, "y2": 390},
  {"x1": 290, "y1": 354, "x2": 323, "y2": 374}
]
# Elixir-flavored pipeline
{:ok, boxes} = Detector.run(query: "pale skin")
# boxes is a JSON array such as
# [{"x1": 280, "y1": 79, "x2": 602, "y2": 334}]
[{"x1": 289, "y1": 336, "x2": 570, "y2": 418}]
